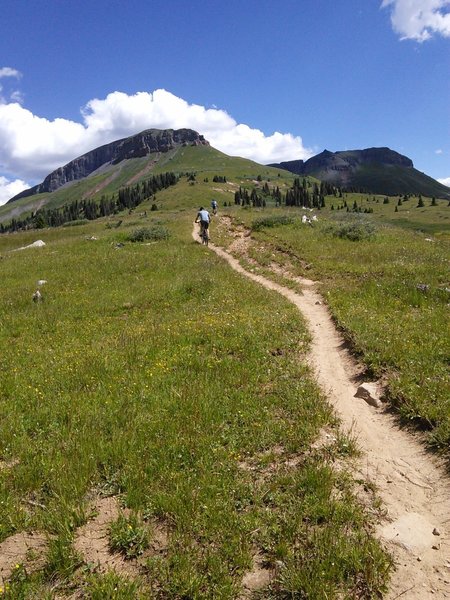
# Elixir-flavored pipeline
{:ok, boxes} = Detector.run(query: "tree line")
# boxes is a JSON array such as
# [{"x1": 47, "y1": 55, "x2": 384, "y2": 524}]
[
  {"x1": 234, "y1": 178, "x2": 342, "y2": 209},
  {"x1": 0, "y1": 172, "x2": 178, "y2": 233}
]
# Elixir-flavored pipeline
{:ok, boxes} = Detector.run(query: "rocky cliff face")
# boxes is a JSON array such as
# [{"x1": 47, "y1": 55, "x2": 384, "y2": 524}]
[
  {"x1": 271, "y1": 147, "x2": 413, "y2": 177},
  {"x1": 10, "y1": 129, "x2": 209, "y2": 202},
  {"x1": 270, "y1": 147, "x2": 449, "y2": 198}
]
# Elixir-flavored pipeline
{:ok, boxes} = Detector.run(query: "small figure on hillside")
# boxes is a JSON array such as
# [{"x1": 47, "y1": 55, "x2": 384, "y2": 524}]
[
  {"x1": 195, "y1": 206, "x2": 211, "y2": 242},
  {"x1": 211, "y1": 199, "x2": 218, "y2": 215}
]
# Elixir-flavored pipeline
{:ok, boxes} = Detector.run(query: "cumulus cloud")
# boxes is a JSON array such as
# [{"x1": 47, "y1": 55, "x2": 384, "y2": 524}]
[
  {"x1": 0, "y1": 89, "x2": 313, "y2": 193},
  {"x1": 381, "y1": 0, "x2": 450, "y2": 41},
  {"x1": 0, "y1": 66, "x2": 24, "y2": 105},
  {"x1": 438, "y1": 176, "x2": 450, "y2": 186},
  {"x1": 0, "y1": 176, "x2": 29, "y2": 206},
  {"x1": 0, "y1": 67, "x2": 22, "y2": 79}
]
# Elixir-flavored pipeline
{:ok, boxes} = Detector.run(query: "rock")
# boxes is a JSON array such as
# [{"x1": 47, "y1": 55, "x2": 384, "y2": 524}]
[
  {"x1": 380, "y1": 513, "x2": 437, "y2": 552},
  {"x1": 354, "y1": 383, "x2": 381, "y2": 408},
  {"x1": 14, "y1": 240, "x2": 46, "y2": 251},
  {"x1": 32, "y1": 290, "x2": 43, "y2": 303},
  {"x1": 416, "y1": 283, "x2": 429, "y2": 293},
  {"x1": 433, "y1": 528, "x2": 441, "y2": 536},
  {"x1": 37, "y1": 280, "x2": 47, "y2": 286}
]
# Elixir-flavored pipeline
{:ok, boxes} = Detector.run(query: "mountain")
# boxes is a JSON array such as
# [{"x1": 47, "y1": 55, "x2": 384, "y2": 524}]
[
  {"x1": 270, "y1": 148, "x2": 450, "y2": 199},
  {"x1": 9, "y1": 128, "x2": 209, "y2": 202},
  {"x1": 0, "y1": 129, "x2": 298, "y2": 225}
]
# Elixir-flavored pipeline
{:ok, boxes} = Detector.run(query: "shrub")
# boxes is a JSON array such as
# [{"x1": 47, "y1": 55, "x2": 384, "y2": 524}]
[
  {"x1": 326, "y1": 218, "x2": 376, "y2": 241},
  {"x1": 251, "y1": 215, "x2": 295, "y2": 231},
  {"x1": 127, "y1": 225, "x2": 170, "y2": 242},
  {"x1": 62, "y1": 219, "x2": 89, "y2": 227}
]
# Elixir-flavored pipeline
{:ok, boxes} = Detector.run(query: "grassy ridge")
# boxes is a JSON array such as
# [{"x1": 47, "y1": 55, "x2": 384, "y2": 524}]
[
  {"x1": 232, "y1": 206, "x2": 450, "y2": 450},
  {"x1": 0, "y1": 145, "x2": 299, "y2": 226},
  {"x1": 0, "y1": 213, "x2": 389, "y2": 597}
]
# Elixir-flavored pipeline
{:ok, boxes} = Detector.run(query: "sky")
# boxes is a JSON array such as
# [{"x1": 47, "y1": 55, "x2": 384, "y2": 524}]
[{"x1": 0, "y1": 0, "x2": 449, "y2": 205}]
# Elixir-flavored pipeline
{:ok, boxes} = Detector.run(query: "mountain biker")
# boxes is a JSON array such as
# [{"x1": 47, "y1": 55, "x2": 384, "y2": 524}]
[
  {"x1": 195, "y1": 206, "x2": 211, "y2": 241},
  {"x1": 211, "y1": 199, "x2": 218, "y2": 215}
]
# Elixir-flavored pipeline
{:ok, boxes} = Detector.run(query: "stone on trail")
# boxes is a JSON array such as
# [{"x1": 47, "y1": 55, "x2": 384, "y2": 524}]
[
  {"x1": 354, "y1": 382, "x2": 382, "y2": 408},
  {"x1": 380, "y1": 513, "x2": 437, "y2": 553}
]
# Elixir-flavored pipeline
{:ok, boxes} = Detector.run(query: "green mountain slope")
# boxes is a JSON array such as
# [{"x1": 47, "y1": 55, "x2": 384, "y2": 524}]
[
  {"x1": 271, "y1": 148, "x2": 450, "y2": 200},
  {"x1": 0, "y1": 144, "x2": 297, "y2": 225}
]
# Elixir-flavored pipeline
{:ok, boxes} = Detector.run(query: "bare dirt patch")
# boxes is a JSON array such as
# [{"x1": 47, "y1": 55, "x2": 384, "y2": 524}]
[
  {"x1": 240, "y1": 551, "x2": 273, "y2": 598},
  {"x1": 74, "y1": 496, "x2": 169, "y2": 577},
  {"x1": 74, "y1": 496, "x2": 134, "y2": 576},
  {"x1": 0, "y1": 531, "x2": 48, "y2": 586},
  {"x1": 193, "y1": 220, "x2": 450, "y2": 599}
]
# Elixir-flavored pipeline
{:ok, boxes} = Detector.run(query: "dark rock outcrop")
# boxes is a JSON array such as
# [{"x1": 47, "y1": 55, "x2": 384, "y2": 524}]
[
  {"x1": 270, "y1": 147, "x2": 450, "y2": 198},
  {"x1": 270, "y1": 147, "x2": 412, "y2": 177},
  {"x1": 9, "y1": 129, "x2": 209, "y2": 202}
]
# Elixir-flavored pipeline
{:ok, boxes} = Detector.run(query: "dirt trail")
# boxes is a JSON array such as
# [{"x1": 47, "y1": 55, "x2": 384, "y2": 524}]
[{"x1": 193, "y1": 220, "x2": 450, "y2": 599}]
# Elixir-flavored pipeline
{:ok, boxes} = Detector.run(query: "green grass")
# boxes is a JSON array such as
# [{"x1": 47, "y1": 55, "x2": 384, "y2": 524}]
[
  {"x1": 0, "y1": 209, "x2": 390, "y2": 597},
  {"x1": 109, "y1": 514, "x2": 150, "y2": 559},
  {"x1": 233, "y1": 204, "x2": 450, "y2": 450}
]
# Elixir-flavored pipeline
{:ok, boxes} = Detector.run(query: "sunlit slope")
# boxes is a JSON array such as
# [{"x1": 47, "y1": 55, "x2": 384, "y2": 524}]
[{"x1": 0, "y1": 145, "x2": 299, "y2": 223}]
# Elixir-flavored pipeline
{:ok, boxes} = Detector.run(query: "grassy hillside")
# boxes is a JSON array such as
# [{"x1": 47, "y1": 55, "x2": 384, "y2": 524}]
[
  {"x1": 351, "y1": 164, "x2": 450, "y2": 199},
  {"x1": 1, "y1": 149, "x2": 449, "y2": 595},
  {"x1": 224, "y1": 199, "x2": 450, "y2": 450},
  {"x1": 0, "y1": 206, "x2": 390, "y2": 597},
  {"x1": 0, "y1": 145, "x2": 298, "y2": 226}
]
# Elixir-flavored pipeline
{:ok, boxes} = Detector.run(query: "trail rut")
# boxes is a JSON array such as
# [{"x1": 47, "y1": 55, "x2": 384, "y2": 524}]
[{"x1": 193, "y1": 220, "x2": 450, "y2": 599}]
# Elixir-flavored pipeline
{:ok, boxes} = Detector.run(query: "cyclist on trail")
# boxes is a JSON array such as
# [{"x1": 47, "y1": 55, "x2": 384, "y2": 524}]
[
  {"x1": 195, "y1": 206, "x2": 211, "y2": 241},
  {"x1": 211, "y1": 199, "x2": 218, "y2": 215}
]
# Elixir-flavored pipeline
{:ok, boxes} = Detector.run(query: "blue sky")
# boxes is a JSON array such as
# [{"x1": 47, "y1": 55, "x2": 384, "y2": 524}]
[{"x1": 0, "y1": 0, "x2": 449, "y2": 204}]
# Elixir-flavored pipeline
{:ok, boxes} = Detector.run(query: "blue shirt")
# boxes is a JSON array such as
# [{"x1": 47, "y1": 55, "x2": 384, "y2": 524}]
[{"x1": 198, "y1": 209, "x2": 210, "y2": 223}]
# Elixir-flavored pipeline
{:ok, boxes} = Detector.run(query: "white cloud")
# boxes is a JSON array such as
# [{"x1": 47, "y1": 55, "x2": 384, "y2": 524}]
[
  {"x1": 435, "y1": 148, "x2": 443, "y2": 154},
  {"x1": 10, "y1": 90, "x2": 24, "y2": 104},
  {"x1": 0, "y1": 67, "x2": 22, "y2": 79},
  {"x1": 381, "y1": 0, "x2": 450, "y2": 41},
  {"x1": 438, "y1": 176, "x2": 450, "y2": 186},
  {"x1": 0, "y1": 176, "x2": 29, "y2": 206},
  {"x1": 0, "y1": 89, "x2": 313, "y2": 188}
]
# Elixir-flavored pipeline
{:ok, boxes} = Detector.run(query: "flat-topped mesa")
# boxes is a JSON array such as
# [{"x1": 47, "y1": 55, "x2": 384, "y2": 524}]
[
  {"x1": 9, "y1": 128, "x2": 209, "y2": 202},
  {"x1": 269, "y1": 146, "x2": 450, "y2": 198}
]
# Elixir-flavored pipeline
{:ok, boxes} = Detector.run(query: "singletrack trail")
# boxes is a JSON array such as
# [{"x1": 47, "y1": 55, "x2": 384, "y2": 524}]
[{"x1": 193, "y1": 220, "x2": 450, "y2": 599}]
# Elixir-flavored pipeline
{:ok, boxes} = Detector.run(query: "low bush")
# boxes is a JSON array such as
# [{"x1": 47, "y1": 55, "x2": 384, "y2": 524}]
[
  {"x1": 62, "y1": 219, "x2": 89, "y2": 227},
  {"x1": 326, "y1": 218, "x2": 376, "y2": 241},
  {"x1": 127, "y1": 225, "x2": 170, "y2": 242},
  {"x1": 252, "y1": 215, "x2": 295, "y2": 231}
]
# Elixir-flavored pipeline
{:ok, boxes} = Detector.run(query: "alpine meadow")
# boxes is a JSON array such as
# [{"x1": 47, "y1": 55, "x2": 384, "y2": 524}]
[{"x1": 0, "y1": 132, "x2": 449, "y2": 599}]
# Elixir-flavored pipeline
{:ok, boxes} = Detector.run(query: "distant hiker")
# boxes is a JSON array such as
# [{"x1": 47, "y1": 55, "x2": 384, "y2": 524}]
[
  {"x1": 211, "y1": 199, "x2": 218, "y2": 215},
  {"x1": 195, "y1": 206, "x2": 211, "y2": 240}
]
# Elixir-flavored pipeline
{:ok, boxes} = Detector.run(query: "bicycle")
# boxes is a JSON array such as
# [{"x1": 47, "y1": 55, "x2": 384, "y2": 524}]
[{"x1": 200, "y1": 222, "x2": 209, "y2": 246}]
